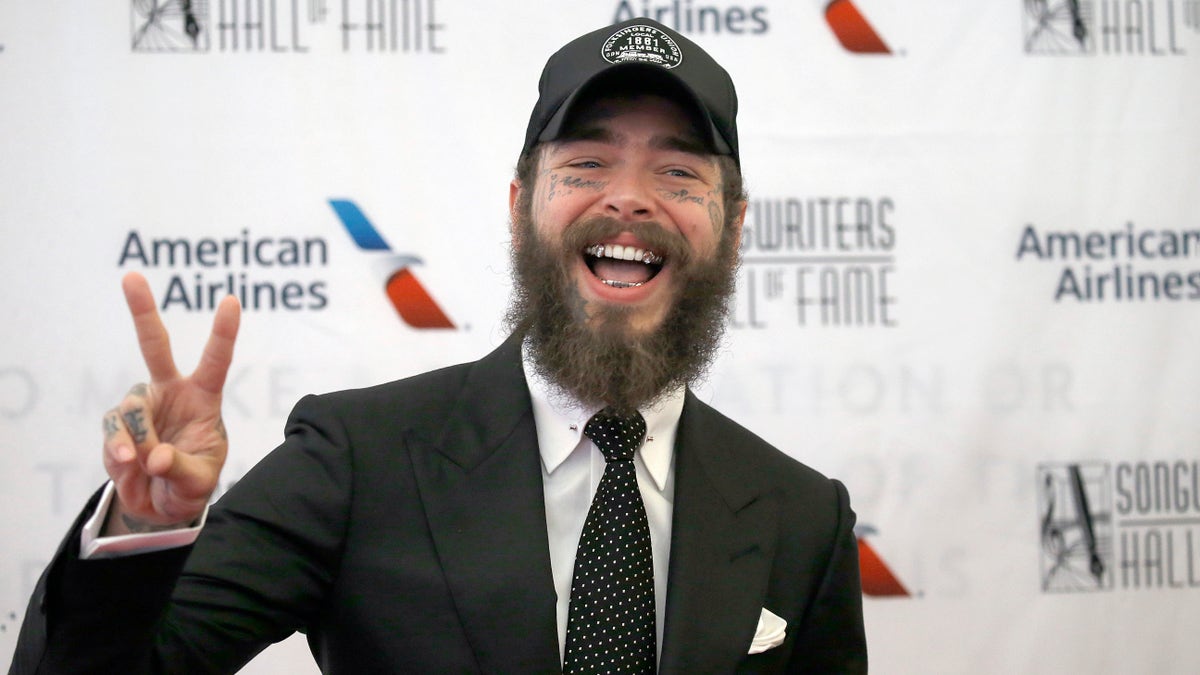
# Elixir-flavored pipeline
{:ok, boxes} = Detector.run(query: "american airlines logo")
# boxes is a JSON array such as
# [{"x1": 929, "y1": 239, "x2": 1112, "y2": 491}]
[
  {"x1": 328, "y1": 199, "x2": 456, "y2": 329},
  {"x1": 823, "y1": 0, "x2": 893, "y2": 54},
  {"x1": 855, "y1": 525, "x2": 911, "y2": 597}
]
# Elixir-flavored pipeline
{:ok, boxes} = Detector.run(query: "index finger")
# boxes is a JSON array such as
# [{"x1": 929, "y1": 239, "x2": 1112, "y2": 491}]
[{"x1": 122, "y1": 272, "x2": 180, "y2": 383}]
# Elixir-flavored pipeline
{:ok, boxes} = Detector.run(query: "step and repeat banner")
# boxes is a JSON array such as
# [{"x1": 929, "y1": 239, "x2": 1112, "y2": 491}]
[{"x1": 1, "y1": 2, "x2": 1197, "y2": 672}]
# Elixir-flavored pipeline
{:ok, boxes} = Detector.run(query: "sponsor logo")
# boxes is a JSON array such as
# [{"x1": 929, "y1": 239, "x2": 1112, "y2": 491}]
[
  {"x1": 611, "y1": 2, "x2": 770, "y2": 35},
  {"x1": 1023, "y1": 0, "x2": 1200, "y2": 56},
  {"x1": 116, "y1": 227, "x2": 330, "y2": 312},
  {"x1": 328, "y1": 199, "x2": 456, "y2": 329},
  {"x1": 1038, "y1": 463, "x2": 1113, "y2": 591},
  {"x1": 855, "y1": 524, "x2": 912, "y2": 597},
  {"x1": 733, "y1": 195, "x2": 897, "y2": 329},
  {"x1": 602, "y1": 24, "x2": 683, "y2": 68},
  {"x1": 131, "y1": 0, "x2": 446, "y2": 53},
  {"x1": 1015, "y1": 223, "x2": 1200, "y2": 303},
  {"x1": 1039, "y1": 461, "x2": 1200, "y2": 592},
  {"x1": 111, "y1": 199, "x2": 457, "y2": 322},
  {"x1": 132, "y1": 0, "x2": 209, "y2": 51},
  {"x1": 823, "y1": 0, "x2": 892, "y2": 54}
]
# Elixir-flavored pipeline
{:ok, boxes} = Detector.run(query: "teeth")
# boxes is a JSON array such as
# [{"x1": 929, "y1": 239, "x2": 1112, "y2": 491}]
[
  {"x1": 585, "y1": 244, "x2": 663, "y2": 265},
  {"x1": 602, "y1": 279, "x2": 644, "y2": 288}
]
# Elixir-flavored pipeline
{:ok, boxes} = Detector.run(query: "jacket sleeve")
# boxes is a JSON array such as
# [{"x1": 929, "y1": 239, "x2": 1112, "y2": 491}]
[
  {"x1": 9, "y1": 487, "x2": 192, "y2": 675},
  {"x1": 785, "y1": 480, "x2": 868, "y2": 674},
  {"x1": 9, "y1": 393, "x2": 353, "y2": 675}
]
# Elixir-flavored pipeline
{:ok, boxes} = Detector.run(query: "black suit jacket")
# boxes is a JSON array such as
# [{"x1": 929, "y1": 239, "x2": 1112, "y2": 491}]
[{"x1": 11, "y1": 335, "x2": 866, "y2": 674}]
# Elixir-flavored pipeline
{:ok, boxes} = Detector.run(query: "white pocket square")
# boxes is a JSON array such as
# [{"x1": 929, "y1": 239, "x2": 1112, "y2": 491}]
[{"x1": 748, "y1": 607, "x2": 787, "y2": 654}]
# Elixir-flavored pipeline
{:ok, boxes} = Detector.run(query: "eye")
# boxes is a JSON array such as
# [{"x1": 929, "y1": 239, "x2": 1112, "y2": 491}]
[
  {"x1": 570, "y1": 160, "x2": 603, "y2": 169},
  {"x1": 665, "y1": 167, "x2": 698, "y2": 179}
]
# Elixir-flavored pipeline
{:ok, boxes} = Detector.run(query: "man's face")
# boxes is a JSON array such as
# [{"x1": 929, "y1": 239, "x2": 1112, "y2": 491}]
[
  {"x1": 506, "y1": 93, "x2": 745, "y2": 410},
  {"x1": 510, "y1": 95, "x2": 744, "y2": 336}
]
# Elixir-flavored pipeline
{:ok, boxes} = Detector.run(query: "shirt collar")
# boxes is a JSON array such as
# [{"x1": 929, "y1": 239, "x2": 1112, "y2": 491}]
[{"x1": 522, "y1": 342, "x2": 683, "y2": 492}]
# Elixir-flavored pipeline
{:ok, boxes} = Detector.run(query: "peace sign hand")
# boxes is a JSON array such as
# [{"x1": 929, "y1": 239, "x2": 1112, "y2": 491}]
[{"x1": 100, "y1": 272, "x2": 241, "y2": 535}]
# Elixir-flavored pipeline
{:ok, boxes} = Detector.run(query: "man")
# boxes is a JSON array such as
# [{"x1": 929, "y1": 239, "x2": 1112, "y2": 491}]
[{"x1": 11, "y1": 18, "x2": 866, "y2": 674}]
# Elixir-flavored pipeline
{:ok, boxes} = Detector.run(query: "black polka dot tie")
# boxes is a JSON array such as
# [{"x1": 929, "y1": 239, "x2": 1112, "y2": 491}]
[{"x1": 563, "y1": 407, "x2": 656, "y2": 675}]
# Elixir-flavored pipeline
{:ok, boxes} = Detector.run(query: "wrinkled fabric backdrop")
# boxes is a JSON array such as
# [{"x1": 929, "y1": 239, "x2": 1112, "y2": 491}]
[{"x1": 2, "y1": 2, "x2": 1198, "y2": 672}]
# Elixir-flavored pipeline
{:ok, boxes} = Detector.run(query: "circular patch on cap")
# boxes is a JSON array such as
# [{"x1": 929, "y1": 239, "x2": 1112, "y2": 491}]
[{"x1": 601, "y1": 25, "x2": 683, "y2": 69}]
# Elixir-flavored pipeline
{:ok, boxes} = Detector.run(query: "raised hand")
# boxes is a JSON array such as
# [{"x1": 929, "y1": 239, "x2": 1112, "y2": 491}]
[{"x1": 101, "y1": 272, "x2": 241, "y2": 535}]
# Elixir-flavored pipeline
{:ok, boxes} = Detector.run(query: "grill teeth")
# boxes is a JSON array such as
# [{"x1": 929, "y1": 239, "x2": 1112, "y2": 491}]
[{"x1": 586, "y1": 245, "x2": 662, "y2": 265}]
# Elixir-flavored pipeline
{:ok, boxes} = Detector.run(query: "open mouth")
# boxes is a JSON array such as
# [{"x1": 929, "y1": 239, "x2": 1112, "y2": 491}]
[{"x1": 584, "y1": 243, "x2": 665, "y2": 288}]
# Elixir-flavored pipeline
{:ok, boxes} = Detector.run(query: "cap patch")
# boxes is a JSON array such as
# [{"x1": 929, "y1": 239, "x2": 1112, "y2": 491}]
[{"x1": 601, "y1": 25, "x2": 683, "y2": 69}]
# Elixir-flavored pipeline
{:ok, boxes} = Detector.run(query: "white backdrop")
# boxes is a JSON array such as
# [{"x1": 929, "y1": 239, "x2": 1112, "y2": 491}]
[{"x1": 2, "y1": 2, "x2": 1198, "y2": 672}]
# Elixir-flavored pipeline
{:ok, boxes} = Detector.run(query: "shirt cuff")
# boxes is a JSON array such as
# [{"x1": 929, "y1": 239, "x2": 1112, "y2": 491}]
[{"x1": 79, "y1": 482, "x2": 207, "y2": 559}]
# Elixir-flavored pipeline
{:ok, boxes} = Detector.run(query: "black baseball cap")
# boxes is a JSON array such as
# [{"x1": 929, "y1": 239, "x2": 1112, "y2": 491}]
[{"x1": 522, "y1": 18, "x2": 739, "y2": 165}]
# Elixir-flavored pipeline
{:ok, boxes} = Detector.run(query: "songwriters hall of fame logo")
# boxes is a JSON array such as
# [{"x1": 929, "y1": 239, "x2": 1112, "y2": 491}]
[
  {"x1": 133, "y1": 0, "x2": 210, "y2": 51},
  {"x1": 1038, "y1": 463, "x2": 1114, "y2": 592},
  {"x1": 1022, "y1": 0, "x2": 1200, "y2": 55},
  {"x1": 1039, "y1": 460, "x2": 1200, "y2": 593},
  {"x1": 131, "y1": 0, "x2": 445, "y2": 53}
]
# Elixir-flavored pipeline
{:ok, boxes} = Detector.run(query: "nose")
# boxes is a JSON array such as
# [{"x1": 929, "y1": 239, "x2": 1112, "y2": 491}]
[{"x1": 602, "y1": 168, "x2": 656, "y2": 222}]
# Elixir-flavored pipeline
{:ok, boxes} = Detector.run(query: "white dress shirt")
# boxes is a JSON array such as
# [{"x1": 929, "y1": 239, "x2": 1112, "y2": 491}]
[{"x1": 521, "y1": 348, "x2": 683, "y2": 664}]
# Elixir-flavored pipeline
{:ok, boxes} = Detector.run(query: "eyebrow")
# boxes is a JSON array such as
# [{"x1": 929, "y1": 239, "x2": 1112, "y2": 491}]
[
  {"x1": 650, "y1": 133, "x2": 710, "y2": 157},
  {"x1": 555, "y1": 126, "x2": 712, "y2": 158}
]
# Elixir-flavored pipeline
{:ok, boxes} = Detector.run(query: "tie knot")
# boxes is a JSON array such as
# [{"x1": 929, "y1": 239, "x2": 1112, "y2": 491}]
[{"x1": 583, "y1": 407, "x2": 646, "y2": 463}]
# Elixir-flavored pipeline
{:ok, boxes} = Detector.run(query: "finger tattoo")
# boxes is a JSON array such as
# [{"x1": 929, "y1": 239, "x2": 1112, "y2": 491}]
[
  {"x1": 103, "y1": 413, "x2": 121, "y2": 440},
  {"x1": 129, "y1": 383, "x2": 149, "y2": 398},
  {"x1": 122, "y1": 408, "x2": 149, "y2": 443}
]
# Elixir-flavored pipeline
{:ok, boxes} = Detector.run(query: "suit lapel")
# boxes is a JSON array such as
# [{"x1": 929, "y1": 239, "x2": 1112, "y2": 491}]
[
  {"x1": 406, "y1": 335, "x2": 561, "y2": 673},
  {"x1": 660, "y1": 392, "x2": 779, "y2": 673}
]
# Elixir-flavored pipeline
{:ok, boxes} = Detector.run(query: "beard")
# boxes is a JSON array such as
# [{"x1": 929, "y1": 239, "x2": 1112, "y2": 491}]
[{"x1": 505, "y1": 209, "x2": 740, "y2": 413}]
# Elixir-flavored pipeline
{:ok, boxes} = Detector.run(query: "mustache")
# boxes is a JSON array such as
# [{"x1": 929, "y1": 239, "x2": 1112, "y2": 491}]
[{"x1": 558, "y1": 216, "x2": 692, "y2": 267}]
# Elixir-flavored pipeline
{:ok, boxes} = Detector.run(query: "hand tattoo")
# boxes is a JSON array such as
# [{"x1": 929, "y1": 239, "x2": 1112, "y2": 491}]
[
  {"x1": 103, "y1": 413, "x2": 121, "y2": 440},
  {"x1": 122, "y1": 408, "x2": 149, "y2": 444}
]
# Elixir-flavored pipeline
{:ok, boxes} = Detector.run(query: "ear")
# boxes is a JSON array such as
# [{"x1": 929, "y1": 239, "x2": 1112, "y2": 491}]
[
  {"x1": 728, "y1": 199, "x2": 747, "y2": 252},
  {"x1": 509, "y1": 179, "x2": 521, "y2": 221},
  {"x1": 509, "y1": 179, "x2": 524, "y2": 247}
]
